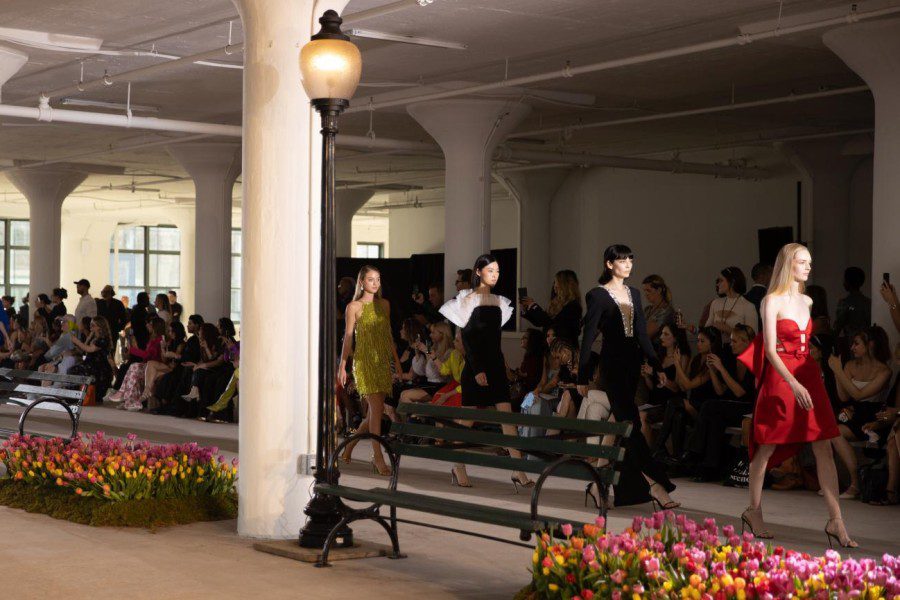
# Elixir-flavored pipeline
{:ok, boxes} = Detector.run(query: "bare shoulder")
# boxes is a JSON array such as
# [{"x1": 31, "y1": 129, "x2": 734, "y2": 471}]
[
  {"x1": 346, "y1": 300, "x2": 363, "y2": 315},
  {"x1": 802, "y1": 294, "x2": 814, "y2": 307},
  {"x1": 378, "y1": 298, "x2": 391, "y2": 311},
  {"x1": 761, "y1": 294, "x2": 784, "y2": 310}
]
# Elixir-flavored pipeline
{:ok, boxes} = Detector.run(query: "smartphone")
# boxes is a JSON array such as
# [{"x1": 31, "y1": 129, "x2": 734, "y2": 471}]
[
  {"x1": 884, "y1": 273, "x2": 891, "y2": 284},
  {"x1": 518, "y1": 287, "x2": 528, "y2": 300}
]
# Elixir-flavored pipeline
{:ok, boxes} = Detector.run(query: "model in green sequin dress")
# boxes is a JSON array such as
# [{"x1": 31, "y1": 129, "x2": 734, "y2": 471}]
[{"x1": 352, "y1": 301, "x2": 394, "y2": 396}]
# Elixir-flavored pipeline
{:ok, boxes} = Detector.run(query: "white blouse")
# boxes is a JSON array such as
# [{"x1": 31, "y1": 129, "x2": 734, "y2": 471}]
[{"x1": 705, "y1": 295, "x2": 757, "y2": 332}]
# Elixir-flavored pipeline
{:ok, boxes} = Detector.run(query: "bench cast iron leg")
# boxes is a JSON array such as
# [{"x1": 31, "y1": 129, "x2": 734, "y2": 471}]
[
  {"x1": 374, "y1": 509, "x2": 404, "y2": 559},
  {"x1": 316, "y1": 515, "x2": 354, "y2": 568}
]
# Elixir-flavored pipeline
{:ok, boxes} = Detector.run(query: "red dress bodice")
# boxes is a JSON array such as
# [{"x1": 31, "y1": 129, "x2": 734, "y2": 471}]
[{"x1": 738, "y1": 319, "x2": 839, "y2": 467}]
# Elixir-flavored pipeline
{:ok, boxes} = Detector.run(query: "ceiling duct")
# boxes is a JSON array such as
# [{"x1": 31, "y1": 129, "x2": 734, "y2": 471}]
[{"x1": 0, "y1": 44, "x2": 28, "y2": 103}]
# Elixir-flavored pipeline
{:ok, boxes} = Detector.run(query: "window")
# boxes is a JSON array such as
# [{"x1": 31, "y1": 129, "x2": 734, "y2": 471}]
[
  {"x1": 355, "y1": 242, "x2": 383, "y2": 259},
  {"x1": 0, "y1": 219, "x2": 30, "y2": 301},
  {"x1": 109, "y1": 225, "x2": 180, "y2": 303},
  {"x1": 231, "y1": 228, "x2": 241, "y2": 324}
]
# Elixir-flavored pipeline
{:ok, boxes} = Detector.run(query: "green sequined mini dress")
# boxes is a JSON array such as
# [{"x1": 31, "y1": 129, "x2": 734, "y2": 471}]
[{"x1": 352, "y1": 301, "x2": 394, "y2": 397}]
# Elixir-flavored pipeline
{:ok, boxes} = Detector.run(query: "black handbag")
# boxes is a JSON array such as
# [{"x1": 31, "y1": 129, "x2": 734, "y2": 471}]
[{"x1": 859, "y1": 460, "x2": 888, "y2": 504}]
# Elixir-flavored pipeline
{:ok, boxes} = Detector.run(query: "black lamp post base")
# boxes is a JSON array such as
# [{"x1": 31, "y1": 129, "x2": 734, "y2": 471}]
[{"x1": 298, "y1": 491, "x2": 354, "y2": 549}]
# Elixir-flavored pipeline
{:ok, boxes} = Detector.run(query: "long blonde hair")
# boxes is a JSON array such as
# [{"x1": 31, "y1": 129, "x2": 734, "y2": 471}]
[
  {"x1": 353, "y1": 265, "x2": 383, "y2": 301},
  {"x1": 768, "y1": 243, "x2": 808, "y2": 296},
  {"x1": 548, "y1": 270, "x2": 582, "y2": 317},
  {"x1": 430, "y1": 322, "x2": 453, "y2": 359}
]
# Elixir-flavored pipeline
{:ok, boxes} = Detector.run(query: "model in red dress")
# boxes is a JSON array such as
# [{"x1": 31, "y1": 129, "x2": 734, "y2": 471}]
[{"x1": 736, "y1": 243, "x2": 856, "y2": 548}]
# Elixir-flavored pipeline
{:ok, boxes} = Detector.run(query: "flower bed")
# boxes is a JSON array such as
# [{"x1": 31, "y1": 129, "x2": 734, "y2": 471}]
[
  {"x1": 0, "y1": 432, "x2": 237, "y2": 527},
  {"x1": 525, "y1": 512, "x2": 899, "y2": 599}
]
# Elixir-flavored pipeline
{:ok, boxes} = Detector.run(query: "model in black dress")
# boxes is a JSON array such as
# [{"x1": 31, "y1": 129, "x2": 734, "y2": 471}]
[
  {"x1": 440, "y1": 254, "x2": 532, "y2": 489},
  {"x1": 578, "y1": 245, "x2": 678, "y2": 508}
]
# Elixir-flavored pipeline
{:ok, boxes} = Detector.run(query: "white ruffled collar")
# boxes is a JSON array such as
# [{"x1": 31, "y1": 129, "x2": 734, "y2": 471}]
[{"x1": 439, "y1": 289, "x2": 513, "y2": 328}]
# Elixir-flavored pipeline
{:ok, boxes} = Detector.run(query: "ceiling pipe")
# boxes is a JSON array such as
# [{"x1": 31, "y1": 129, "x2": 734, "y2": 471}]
[
  {"x1": 631, "y1": 127, "x2": 875, "y2": 157},
  {"x1": 0, "y1": 100, "x2": 763, "y2": 178},
  {"x1": 37, "y1": 0, "x2": 429, "y2": 101},
  {"x1": 345, "y1": 5, "x2": 900, "y2": 114},
  {"x1": 512, "y1": 85, "x2": 870, "y2": 138}
]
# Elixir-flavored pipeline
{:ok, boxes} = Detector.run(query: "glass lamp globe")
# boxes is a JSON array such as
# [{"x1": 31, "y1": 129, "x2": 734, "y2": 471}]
[{"x1": 299, "y1": 10, "x2": 362, "y2": 102}]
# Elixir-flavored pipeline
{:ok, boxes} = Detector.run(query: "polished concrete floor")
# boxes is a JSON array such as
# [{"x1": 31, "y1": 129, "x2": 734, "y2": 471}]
[{"x1": 1, "y1": 406, "x2": 898, "y2": 599}]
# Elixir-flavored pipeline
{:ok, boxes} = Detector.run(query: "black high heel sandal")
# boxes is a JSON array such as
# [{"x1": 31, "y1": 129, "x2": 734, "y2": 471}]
[
  {"x1": 511, "y1": 474, "x2": 535, "y2": 494},
  {"x1": 649, "y1": 482, "x2": 680, "y2": 511},
  {"x1": 740, "y1": 507, "x2": 774, "y2": 539},
  {"x1": 584, "y1": 482, "x2": 601, "y2": 509},
  {"x1": 825, "y1": 518, "x2": 858, "y2": 549},
  {"x1": 450, "y1": 466, "x2": 473, "y2": 488}
]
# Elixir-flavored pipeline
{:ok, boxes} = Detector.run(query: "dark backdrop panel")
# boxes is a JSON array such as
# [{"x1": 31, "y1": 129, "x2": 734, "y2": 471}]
[
  {"x1": 757, "y1": 226, "x2": 794, "y2": 266},
  {"x1": 336, "y1": 258, "x2": 411, "y2": 337},
  {"x1": 337, "y1": 247, "x2": 518, "y2": 333}
]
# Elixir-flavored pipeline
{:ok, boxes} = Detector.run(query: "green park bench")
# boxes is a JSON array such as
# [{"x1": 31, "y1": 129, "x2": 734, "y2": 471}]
[{"x1": 314, "y1": 402, "x2": 631, "y2": 566}]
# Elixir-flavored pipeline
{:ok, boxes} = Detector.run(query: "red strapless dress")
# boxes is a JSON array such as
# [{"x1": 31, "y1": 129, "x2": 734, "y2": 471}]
[{"x1": 737, "y1": 318, "x2": 839, "y2": 468}]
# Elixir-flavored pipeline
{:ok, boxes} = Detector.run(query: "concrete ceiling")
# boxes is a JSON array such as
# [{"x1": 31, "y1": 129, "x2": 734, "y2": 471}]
[{"x1": 0, "y1": 0, "x2": 888, "y2": 207}]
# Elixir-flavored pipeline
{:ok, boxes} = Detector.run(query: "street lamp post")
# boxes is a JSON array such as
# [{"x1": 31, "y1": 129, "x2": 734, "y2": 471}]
[{"x1": 297, "y1": 9, "x2": 362, "y2": 550}]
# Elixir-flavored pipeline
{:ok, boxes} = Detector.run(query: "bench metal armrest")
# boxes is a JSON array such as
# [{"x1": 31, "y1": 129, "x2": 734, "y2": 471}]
[{"x1": 327, "y1": 432, "x2": 400, "y2": 492}]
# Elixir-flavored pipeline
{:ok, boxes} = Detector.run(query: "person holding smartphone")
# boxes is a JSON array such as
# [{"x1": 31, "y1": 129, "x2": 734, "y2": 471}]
[
  {"x1": 520, "y1": 270, "x2": 583, "y2": 345},
  {"x1": 879, "y1": 272, "x2": 900, "y2": 335}
]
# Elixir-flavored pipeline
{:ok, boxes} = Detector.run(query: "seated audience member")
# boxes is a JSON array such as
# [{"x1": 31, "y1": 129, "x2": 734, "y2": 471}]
[
  {"x1": 128, "y1": 292, "x2": 152, "y2": 350},
  {"x1": 181, "y1": 323, "x2": 232, "y2": 419},
  {"x1": 70, "y1": 316, "x2": 115, "y2": 401},
  {"x1": 49, "y1": 288, "x2": 68, "y2": 323},
  {"x1": 1, "y1": 295, "x2": 16, "y2": 321},
  {"x1": 826, "y1": 325, "x2": 892, "y2": 498},
  {"x1": 834, "y1": 266, "x2": 871, "y2": 340},
  {"x1": 550, "y1": 339, "x2": 580, "y2": 420},
  {"x1": 678, "y1": 323, "x2": 757, "y2": 480},
  {"x1": 23, "y1": 315, "x2": 51, "y2": 369},
  {"x1": 639, "y1": 323, "x2": 690, "y2": 445},
  {"x1": 218, "y1": 317, "x2": 238, "y2": 349},
  {"x1": 154, "y1": 293, "x2": 172, "y2": 324},
  {"x1": 412, "y1": 283, "x2": 445, "y2": 324},
  {"x1": 203, "y1": 341, "x2": 241, "y2": 422},
  {"x1": 520, "y1": 270, "x2": 583, "y2": 344},
  {"x1": 141, "y1": 321, "x2": 187, "y2": 407},
  {"x1": 153, "y1": 314, "x2": 204, "y2": 415},
  {"x1": 108, "y1": 317, "x2": 166, "y2": 411},
  {"x1": 868, "y1": 380, "x2": 899, "y2": 505},
  {"x1": 655, "y1": 327, "x2": 723, "y2": 460},
  {"x1": 641, "y1": 275, "x2": 675, "y2": 344},
  {"x1": 743, "y1": 263, "x2": 771, "y2": 327},
  {"x1": 508, "y1": 328, "x2": 548, "y2": 408},
  {"x1": 396, "y1": 322, "x2": 452, "y2": 405},
  {"x1": 455, "y1": 269, "x2": 473, "y2": 293},
  {"x1": 35, "y1": 294, "x2": 53, "y2": 327},
  {"x1": 40, "y1": 315, "x2": 78, "y2": 374},
  {"x1": 431, "y1": 331, "x2": 465, "y2": 407},
  {"x1": 705, "y1": 267, "x2": 757, "y2": 340}
]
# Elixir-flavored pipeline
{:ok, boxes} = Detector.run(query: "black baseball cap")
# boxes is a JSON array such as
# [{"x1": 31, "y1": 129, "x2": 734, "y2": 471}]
[{"x1": 74, "y1": 279, "x2": 91, "y2": 288}]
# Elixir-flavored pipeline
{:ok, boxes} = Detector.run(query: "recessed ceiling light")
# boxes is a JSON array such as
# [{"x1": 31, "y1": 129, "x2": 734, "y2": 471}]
[{"x1": 349, "y1": 28, "x2": 466, "y2": 50}]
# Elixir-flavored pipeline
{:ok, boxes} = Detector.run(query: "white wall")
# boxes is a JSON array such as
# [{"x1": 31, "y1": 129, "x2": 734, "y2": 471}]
[
  {"x1": 350, "y1": 214, "x2": 389, "y2": 257},
  {"x1": 549, "y1": 165, "x2": 800, "y2": 325},
  {"x1": 382, "y1": 197, "x2": 519, "y2": 260}
]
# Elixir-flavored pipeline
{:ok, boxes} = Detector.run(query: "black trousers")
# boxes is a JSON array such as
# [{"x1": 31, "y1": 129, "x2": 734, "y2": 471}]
[
  {"x1": 686, "y1": 399, "x2": 752, "y2": 470},
  {"x1": 601, "y1": 340, "x2": 675, "y2": 506}
]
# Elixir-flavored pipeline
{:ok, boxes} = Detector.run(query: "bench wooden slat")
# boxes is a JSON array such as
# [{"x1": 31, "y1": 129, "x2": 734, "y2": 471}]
[
  {"x1": 392, "y1": 422, "x2": 625, "y2": 462},
  {"x1": 0, "y1": 398, "x2": 74, "y2": 414},
  {"x1": 397, "y1": 403, "x2": 632, "y2": 437},
  {"x1": 0, "y1": 368, "x2": 92, "y2": 385},
  {"x1": 394, "y1": 443, "x2": 619, "y2": 486},
  {"x1": 0, "y1": 383, "x2": 87, "y2": 401},
  {"x1": 316, "y1": 484, "x2": 578, "y2": 531}
]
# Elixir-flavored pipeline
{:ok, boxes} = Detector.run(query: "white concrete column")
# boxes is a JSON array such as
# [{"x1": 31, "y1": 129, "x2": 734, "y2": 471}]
[
  {"x1": 6, "y1": 166, "x2": 87, "y2": 314},
  {"x1": 498, "y1": 168, "x2": 569, "y2": 309},
  {"x1": 168, "y1": 143, "x2": 240, "y2": 321},
  {"x1": 825, "y1": 19, "x2": 900, "y2": 347},
  {"x1": 336, "y1": 189, "x2": 374, "y2": 257},
  {"x1": 231, "y1": 0, "x2": 350, "y2": 539},
  {"x1": 783, "y1": 140, "x2": 868, "y2": 307},
  {"x1": 408, "y1": 100, "x2": 530, "y2": 292}
]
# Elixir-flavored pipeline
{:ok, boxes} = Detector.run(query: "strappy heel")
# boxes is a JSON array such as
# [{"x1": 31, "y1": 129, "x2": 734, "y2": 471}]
[
  {"x1": 371, "y1": 461, "x2": 391, "y2": 476},
  {"x1": 825, "y1": 518, "x2": 858, "y2": 549},
  {"x1": 649, "y1": 482, "x2": 680, "y2": 511},
  {"x1": 740, "y1": 506, "x2": 774, "y2": 539},
  {"x1": 511, "y1": 473, "x2": 534, "y2": 494},
  {"x1": 584, "y1": 482, "x2": 601, "y2": 509}
]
